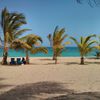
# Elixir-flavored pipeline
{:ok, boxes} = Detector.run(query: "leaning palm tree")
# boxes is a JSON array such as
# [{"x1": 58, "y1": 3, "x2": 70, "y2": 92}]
[
  {"x1": 1, "y1": 8, "x2": 29, "y2": 64},
  {"x1": 70, "y1": 34, "x2": 96, "y2": 64},
  {"x1": 47, "y1": 26, "x2": 69, "y2": 64},
  {"x1": 11, "y1": 34, "x2": 48, "y2": 64}
]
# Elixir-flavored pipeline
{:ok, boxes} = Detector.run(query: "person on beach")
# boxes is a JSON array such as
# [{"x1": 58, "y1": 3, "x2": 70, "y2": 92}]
[{"x1": 22, "y1": 57, "x2": 26, "y2": 64}]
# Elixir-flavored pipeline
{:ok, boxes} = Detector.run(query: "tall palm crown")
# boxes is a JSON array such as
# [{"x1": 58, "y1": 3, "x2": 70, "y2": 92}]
[
  {"x1": 20, "y1": 34, "x2": 43, "y2": 47},
  {"x1": 48, "y1": 26, "x2": 68, "y2": 47},
  {"x1": 20, "y1": 34, "x2": 47, "y2": 53},
  {"x1": 47, "y1": 26, "x2": 68, "y2": 63},
  {"x1": 70, "y1": 34, "x2": 96, "y2": 64},
  {"x1": 1, "y1": 8, "x2": 29, "y2": 43}
]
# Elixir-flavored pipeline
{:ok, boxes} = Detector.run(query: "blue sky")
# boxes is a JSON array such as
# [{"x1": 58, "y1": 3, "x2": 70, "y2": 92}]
[{"x1": 0, "y1": 0, "x2": 100, "y2": 46}]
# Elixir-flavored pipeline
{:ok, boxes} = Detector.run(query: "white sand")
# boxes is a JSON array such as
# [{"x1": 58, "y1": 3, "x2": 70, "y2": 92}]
[{"x1": 0, "y1": 57, "x2": 100, "y2": 94}]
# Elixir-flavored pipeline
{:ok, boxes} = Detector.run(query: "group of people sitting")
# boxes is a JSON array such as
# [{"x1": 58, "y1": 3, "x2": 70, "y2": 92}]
[{"x1": 10, "y1": 57, "x2": 26, "y2": 65}]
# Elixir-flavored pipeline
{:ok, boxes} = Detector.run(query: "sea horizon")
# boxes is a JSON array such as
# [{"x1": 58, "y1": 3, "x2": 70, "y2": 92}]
[{"x1": 0, "y1": 47, "x2": 97, "y2": 57}]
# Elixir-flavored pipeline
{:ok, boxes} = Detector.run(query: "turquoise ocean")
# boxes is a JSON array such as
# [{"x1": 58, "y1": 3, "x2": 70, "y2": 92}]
[{"x1": 0, "y1": 47, "x2": 97, "y2": 57}]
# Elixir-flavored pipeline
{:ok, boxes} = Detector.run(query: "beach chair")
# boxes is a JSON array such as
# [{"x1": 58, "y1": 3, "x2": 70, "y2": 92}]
[
  {"x1": 10, "y1": 58, "x2": 16, "y2": 65},
  {"x1": 16, "y1": 58, "x2": 22, "y2": 65}
]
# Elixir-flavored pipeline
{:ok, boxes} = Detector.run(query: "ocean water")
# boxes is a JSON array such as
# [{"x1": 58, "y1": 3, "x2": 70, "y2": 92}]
[{"x1": 0, "y1": 47, "x2": 96, "y2": 57}]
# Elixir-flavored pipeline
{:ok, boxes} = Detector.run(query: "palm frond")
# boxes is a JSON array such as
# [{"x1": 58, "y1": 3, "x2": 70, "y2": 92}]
[
  {"x1": 47, "y1": 34, "x2": 52, "y2": 46},
  {"x1": 86, "y1": 40, "x2": 96, "y2": 48},
  {"x1": 85, "y1": 47, "x2": 95, "y2": 55},
  {"x1": 81, "y1": 36, "x2": 83, "y2": 44},
  {"x1": 56, "y1": 28, "x2": 65, "y2": 40},
  {"x1": 59, "y1": 34, "x2": 68, "y2": 44},
  {"x1": 10, "y1": 39, "x2": 31, "y2": 50},
  {"x1": 9, "y1": 13, "x2": 26, "y2": 27},
  {"x1": 14, "y1": 29, "x2": 31, "y2": 38},
  {"x1": 63, "y1": 41, "x2": 71, "y2": 46},
  {"x1": 84, "y1": 34, "x2": 96, "y2": 44},
  {"x1": 94, "y1": 46, "x2": 100, "y2": 50},
  {"x1": 53, "y1": 26, "x2": 59, "y2": 42},
  {"x1": 20, "y1": 34, "x2": 43, "y2": 46},
  {"x1": 31, "y1": 47, "x2": 48, "y2": 54},
  {"x1": 70, "y1": 36, "x2": 80, "y2": 47}
]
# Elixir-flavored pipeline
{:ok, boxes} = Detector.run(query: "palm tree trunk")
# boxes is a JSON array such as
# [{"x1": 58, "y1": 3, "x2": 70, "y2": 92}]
[
  {"x1": 2, "y1": 32, "x2": 9, "y2": 65},
  {"x1": 55, "y1": 57, "x2": 57, "y2": 64},
  {"x1": 2, "y1": 41, "x2": 8, "y2": 65},
  {"x1": 53, "y1": 53, "x2": 56, "y2": 60},
  {"x1": 26, "y1": 50, "x2": 29, "y2": 64},
  {"x1": 80, "y1": 56, "x2": 84, "y2": 65}
]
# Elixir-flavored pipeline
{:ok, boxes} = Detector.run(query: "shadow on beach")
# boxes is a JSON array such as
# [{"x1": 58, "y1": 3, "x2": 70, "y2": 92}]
[
  {"x1": 65, "y1": 62, "x2": 80, "y2": 65},
  {"x1": 0, "y1": 81, "x2": 73, "y2": 100},
  {"x1": 0, "y1": 78, "x2": 12, "y2": 89},
  {"x1": 46, "y1": 92, "x2": 100, "y2": 100},
  {"x1": 39, "y1": 58, "x2": 53, "y2": 61},
  {"x1": 65, "y1": 61, "x2": 100, "y2": 66},
  {"x1": 0, "y1": 81, "x2": 100, "y2": 100},
  {"x1": 86, "y1": 62, "x2": 100, "y2": 65}
]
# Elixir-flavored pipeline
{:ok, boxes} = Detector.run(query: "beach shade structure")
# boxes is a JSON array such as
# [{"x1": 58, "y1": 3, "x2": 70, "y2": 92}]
[
  {"x1": 10, "y1": 58, "x2": 16, "y2": 65},
  {"x1": 16, "y1": 58, "x2": 22, "y2": 65}
]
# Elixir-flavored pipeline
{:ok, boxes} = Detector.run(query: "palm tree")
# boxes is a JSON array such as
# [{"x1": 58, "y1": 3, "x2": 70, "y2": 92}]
[
  {"x1": 11, "y1": 34, "x2": 48, "y2": 64},
  {"x1": 47, "y1": 26, "x2": 69, "y2": 64},
  {"x1": 1, "y1": 8, "x2": 29, "y2": 65},
  {"x1": 70, "y1": 34, "x2": 96, "y2": 64}
]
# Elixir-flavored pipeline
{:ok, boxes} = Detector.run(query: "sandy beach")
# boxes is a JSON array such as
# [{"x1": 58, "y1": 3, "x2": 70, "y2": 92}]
[{"x1": 0, "y1": 57, "x2": 100, "y2": 99}]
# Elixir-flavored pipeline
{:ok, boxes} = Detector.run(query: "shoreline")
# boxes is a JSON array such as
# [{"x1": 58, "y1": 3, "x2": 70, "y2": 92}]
[{"x1": 0, "y1": 56, "x2": 96, "y2": 58}]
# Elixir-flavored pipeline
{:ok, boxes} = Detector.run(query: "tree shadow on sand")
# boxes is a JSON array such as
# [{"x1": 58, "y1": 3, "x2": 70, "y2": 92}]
[
  {"x1": 65, "y1": 61, "x2": 100, "y2": 66},
  {"x1": 86, "y1": 62, "x2": 100, "y2": 65},
  {"x1": 0, "y1": 81, "x2": 73, "y2": 100},
  {"x1": 65, "y1": 62, "x2": 80, "y2": 65},
  {"x1": 39, "y1": 58, "x2": 53, "y2": 61},
  {"x1": 0, "y1": 81, "x2": 100, "y2": 100},
  {"x1": 46, "y1": 92, "x2": 100, "y2": 100},
  {"x1": 0, "y1": 78, "x2": 13, "y2": 90}
]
